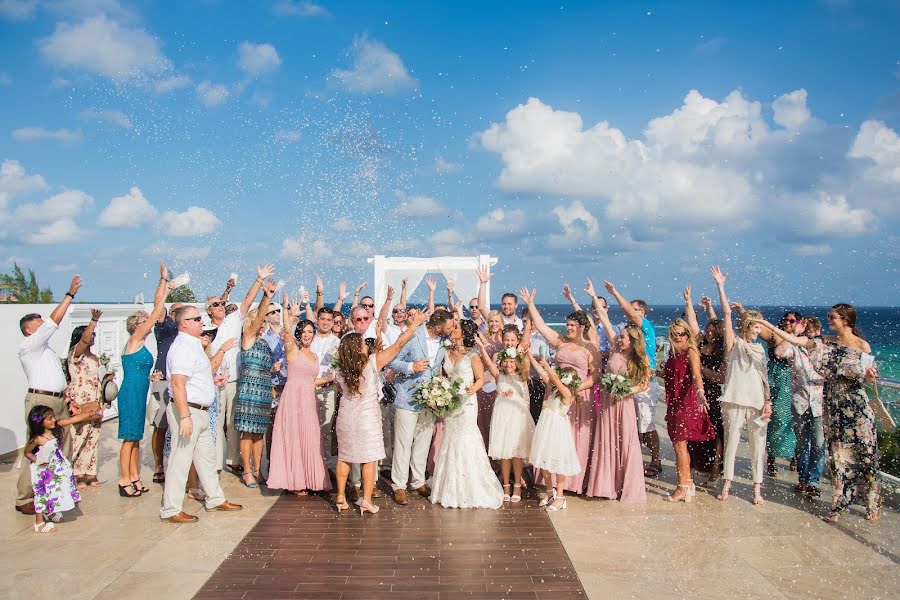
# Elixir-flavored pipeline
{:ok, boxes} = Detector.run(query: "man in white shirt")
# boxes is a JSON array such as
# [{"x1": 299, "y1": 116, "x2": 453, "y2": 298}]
[
  {"x1": 475, "y1": 265, "x2": 523, "y2": 331},
  {"x1": 15, "y1": 275, "x2": 81, "y2": 515},
  {"x1": 161, "y1": 305, "x2": 243, "y2": 523},
  {"x1": 206, "y1": 264, "x2": 274, "y2": 469},
  {"x1": 310, "y1": 307, "x2": 340, "y2": 468}
]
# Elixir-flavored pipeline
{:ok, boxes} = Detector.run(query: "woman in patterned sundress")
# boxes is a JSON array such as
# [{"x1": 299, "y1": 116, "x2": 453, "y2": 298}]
[{"x1": 234, "y1": 279, "x2": 277, "y2": 488}]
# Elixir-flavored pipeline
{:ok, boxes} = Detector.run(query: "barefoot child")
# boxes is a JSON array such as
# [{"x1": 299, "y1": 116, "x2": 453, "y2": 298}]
[
  {"x1": 23, "y1": 405, "x2": 101, "y2": 532},
  {"x1": 529, "y1": 356, "x2": 582, "y2": 512}
]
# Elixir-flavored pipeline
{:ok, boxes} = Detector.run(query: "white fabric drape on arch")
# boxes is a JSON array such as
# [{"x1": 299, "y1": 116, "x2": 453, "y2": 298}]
[{"x1": 370, "y1": 256, "x2": 497, "y2": 313}]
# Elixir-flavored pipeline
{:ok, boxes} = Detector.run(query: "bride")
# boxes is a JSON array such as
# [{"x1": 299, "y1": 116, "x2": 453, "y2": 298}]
[{"x1": 429, "y1": 319, "x2": 505, "y2": 509}]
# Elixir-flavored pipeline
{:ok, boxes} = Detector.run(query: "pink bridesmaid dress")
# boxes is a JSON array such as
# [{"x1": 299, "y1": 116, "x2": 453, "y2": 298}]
[
  {"x1": 553, "y1": 345, "x2": 595, "y2": 493},
  {"x1": 267, "y1": 351, "x2": 333, "y2": 492},
  {"x1": 585, "y1": 353, "x2": 646, "y2": 503}
]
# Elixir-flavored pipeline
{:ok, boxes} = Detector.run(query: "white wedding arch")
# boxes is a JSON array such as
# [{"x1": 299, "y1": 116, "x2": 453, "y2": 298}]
[{"x1": 368, "y1": 255, "x2": 498, "y2": 310}]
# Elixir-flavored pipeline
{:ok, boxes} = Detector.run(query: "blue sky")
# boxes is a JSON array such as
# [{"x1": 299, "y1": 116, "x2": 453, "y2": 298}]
[{"x1": 1, "y1": 0, "x2": 898, "y2": 306}]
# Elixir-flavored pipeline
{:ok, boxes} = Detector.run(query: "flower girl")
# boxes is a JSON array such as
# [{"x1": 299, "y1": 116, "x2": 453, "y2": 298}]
[
  {"x1": 475, "y1": 335, "x2": 535, "y2": 502},
  {"x1": 529, "y1": 356, "x2": 582, "y2": 511}
]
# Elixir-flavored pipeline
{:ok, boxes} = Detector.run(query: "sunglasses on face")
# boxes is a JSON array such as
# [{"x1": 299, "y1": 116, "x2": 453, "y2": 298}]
[
  {"x1": 354, "y1": 317, "x2": 371, "y2": 323},
  {"x1": 783, "y1": 318, "x2": 797, "y2": 324},
  {"x1": 469, "y1": 305, "x2": 478, "y2": 309},
  {"x1": 267, "y1": 309, "x2": 281, "y2": 316},
  {"x1": 392, "y1": 308, "x2": 406, "y2": 314},
  {"x1": 186, "y1": 316, "x2": 203, "y2": 323},
  {"x1": 209, "y1": 301, "x2": 225, "y2": 308},
  {"x1": 671, "y1": 331, "x2": 688, "y2": 338},
  {"x1": 360, "y1": 302, "x2": 375, "y2": 308}
]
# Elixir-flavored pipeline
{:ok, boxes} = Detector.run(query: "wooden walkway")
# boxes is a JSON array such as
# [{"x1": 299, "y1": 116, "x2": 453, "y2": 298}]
[{"x1": 194, "y1": 490, "x2": 587, "y2": 600}]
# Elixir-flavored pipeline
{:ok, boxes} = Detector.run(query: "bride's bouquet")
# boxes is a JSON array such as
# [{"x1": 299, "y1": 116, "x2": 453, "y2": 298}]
[
  {"x1": 413, "y1": 376, "x2": 465, "y2": 417},
  {"x1": 600, "y1": 372, "x2": 634, "y2": 399}
]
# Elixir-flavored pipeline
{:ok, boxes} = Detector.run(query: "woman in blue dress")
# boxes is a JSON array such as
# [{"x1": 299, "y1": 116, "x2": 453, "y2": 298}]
[
  {"x1": 117, "y1": 261, "x2": 172, "y2": 498},
  {"x1": 234, "y1": 279, "x2": 277, "y2": 488}
]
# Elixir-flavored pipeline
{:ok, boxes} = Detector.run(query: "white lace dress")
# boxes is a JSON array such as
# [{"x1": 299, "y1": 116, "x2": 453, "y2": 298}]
[{"x1": 429, "y1": 352, "x2": 504, "y2": 509}]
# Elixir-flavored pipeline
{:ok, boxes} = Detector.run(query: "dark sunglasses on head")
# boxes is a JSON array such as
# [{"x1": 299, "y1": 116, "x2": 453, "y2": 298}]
[
  {"x1": 209, "y1": 301, "x2": 225, "y2": 308},
  {"x1": 360, "y1": 302, "x2": 375, "y2": 308},
  {"x1": 267, "y1": 309, "x2": 281, "y2": 316}
]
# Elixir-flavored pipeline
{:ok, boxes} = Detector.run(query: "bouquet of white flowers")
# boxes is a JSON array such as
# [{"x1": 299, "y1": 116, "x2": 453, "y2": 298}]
[
  {"x1": 412, "y1": 376, "x2": 465, "y2": 417},
  {"x1": 600, "y1": 372, "x2": 633, "y2": 399}
]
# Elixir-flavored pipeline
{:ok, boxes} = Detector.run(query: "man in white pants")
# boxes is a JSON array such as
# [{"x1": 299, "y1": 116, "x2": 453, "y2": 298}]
[{"x1": 161, "y1": 305, "x2": 243, "y2": 523}]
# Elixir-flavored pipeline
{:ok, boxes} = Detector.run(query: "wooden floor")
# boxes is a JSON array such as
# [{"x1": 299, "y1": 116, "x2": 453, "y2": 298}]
[{"x1": 194, "y1": 488, "x2": 587, "y2": 600}]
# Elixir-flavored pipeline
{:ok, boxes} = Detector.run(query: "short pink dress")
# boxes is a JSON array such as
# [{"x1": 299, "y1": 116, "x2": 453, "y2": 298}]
[
  {"x1": 334, "y1": 354, "x2": 385, "y2": 464},
  {"x1": 267, "y1": 351, "x2": 332, "y2": 492}
]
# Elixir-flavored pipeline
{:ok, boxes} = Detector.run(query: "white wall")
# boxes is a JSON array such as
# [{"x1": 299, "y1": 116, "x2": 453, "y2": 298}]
[{"x1": 0, "y1": 303, "x2": 164, "y2": 455}]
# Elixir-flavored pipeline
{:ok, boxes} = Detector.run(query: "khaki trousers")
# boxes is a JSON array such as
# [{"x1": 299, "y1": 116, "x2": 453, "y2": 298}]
[
  {"x1": 391, "y1": 407, "x2": 434, "y2": 491},
  {"x1": 220, "y1": 381, "x2": 238, "y2": 467},
  {"x1": 317, "y1": 385, "x2": 337, "y2": 469},
  {"x1": 17, "y1": 392, "x2": 71, "y2": 507},
  {"x1": 160, "y1": 404, "x2": 225, "y2": 518}
]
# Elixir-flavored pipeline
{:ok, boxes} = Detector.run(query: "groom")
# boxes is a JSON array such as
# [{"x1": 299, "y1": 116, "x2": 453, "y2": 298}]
[{"x1": 387, "y1": 309, "x2": 456, "y2": 505}]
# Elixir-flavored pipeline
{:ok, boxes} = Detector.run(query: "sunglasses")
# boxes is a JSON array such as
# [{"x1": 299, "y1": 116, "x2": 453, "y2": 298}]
[
  {"x1": 354, "y1": 317, "x2": 371, "y2": 323},
  {"x1": 360, "y1": 303, "x2": 375, "y2": 309},
  {"x1": 469, "y1": 305, "x2": 478, "y2": 309},
  {"x1": 783, "y1": 318, "x2": 797, "y2": 324},
  {"x1": 267, "y1": 309, "x2": 281, "y2": 316},
  {"x1": 209, "y1": 301, "x2": 225, "y2": 308},
  {"x1": 186, "y1": 316, "x2": 203, "y2": 323},
  {"x1": 671, "y1": 331, "x2": 688, "y2": 338},
  {"x1": 392, "y1": 308, "x2": 406, "y2": 314}
]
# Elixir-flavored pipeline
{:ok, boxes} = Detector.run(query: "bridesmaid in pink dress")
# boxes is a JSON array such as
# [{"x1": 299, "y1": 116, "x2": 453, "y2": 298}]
[
  {"x1": 267, "y1": 306, "x2": 332, "y2": 495},
  {"x1": 520, "y1": 287, "x2": 601, "y2": 494},
  {"x1": 586, "y1": 304, "x2": 649, "y2": 503}
]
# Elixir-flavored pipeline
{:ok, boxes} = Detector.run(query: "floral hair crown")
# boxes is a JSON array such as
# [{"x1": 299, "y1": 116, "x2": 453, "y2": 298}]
[
  {"x1": 554, "y1": 367, "x2": 582, "y2": 396},
  {"x1": 496, "y1": 347, "x2": 522, "y2": 363}
]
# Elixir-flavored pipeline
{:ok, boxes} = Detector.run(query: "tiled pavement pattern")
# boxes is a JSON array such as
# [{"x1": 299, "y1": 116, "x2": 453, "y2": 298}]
[{"x1": 194, "y1": 490, "x2": 587, "y2": 600}]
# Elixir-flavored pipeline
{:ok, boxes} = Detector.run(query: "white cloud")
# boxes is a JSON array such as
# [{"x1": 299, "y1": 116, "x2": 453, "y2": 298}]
[
  {"x1": 0, "y1": 159, "x2": 49, "y2": 200},
  {"x1": 280, "y1": 238, "x2": 304, "y2": 260},
  {"x1": 38, "y1": 15, "x2": 168, "y2": 80},
  {"x1": 12, "y1": 127, "x2": 83, "y2": 143},
  {"x1": 274, "y1": 129, "x2": 301, "y2": 143},
  {"x1": 808, "y1": 193, "x2": 875, "y2": 237},
  {"x1": 196, "y1": 80, "x2": 229, "y2": 107},
  {"x1": 395, "y1": 193, "x2": 445, "y2": 217},
  {"x1": 140, "y1": 241, "x2": 210, "y2": 261},
  {"x1": 26, "y1": 217, "x2": 84, "y2": 244},
  {"x1": 15, "y1": 189, "x2": 94, "y2": 222},
  {"x1": 272, "y1": 1, "x2": 327, "y2": 16},
  {"x1": 434, "y1": 157, "x2": 461, "y2": 173},
  {"x1": 549, "y1": 201, "x2": 600, "y2": 248},
  {"x1": 158, "y1": 206, "x2": 221, "y2": 237},
  {"x1": 153, "y1": 74, "x2": 191, "y2": 95},
  {"x1": 98, "y1": 186, "x2": 157, "y2": 226},
  {"x1": 78, "y1": 108, "x2": 132, "y2": 129},
  {"x1": 429, "y1": 228, "x2": 474, "y2": 255},
  {"x1": 332, "y1": 36, "x2": 418, "y2": 95},
  {"x1": 790, "y1": 243, "x2": 831, "y2": 256},
  {"x1": 475, "y1": 208, "x2": 527, "y2": 235},
  {"x1": 0, "y1": 0, "x2": 36, "y2": 20},
  {"x1": 849, "y1": 120, "x2": 900, "y2": 184},
  {"x1": 772, "y1": 89, "x2": 811, "y2": 129},
  {"x1": 238, "y1": 41, "x2": 281, "y2": 76}
]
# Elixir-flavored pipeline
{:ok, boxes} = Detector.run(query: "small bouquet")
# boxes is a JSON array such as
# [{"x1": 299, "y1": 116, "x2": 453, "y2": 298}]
[
  {"x1": 412, "y1": 376, "x2": 465, "y2": 417},
  {"x1": 98, "y1": 352, "x2": 115, "y2": 378},
  {"x1": 600, "y1": 372, "x2": 633, "y2": 399}
]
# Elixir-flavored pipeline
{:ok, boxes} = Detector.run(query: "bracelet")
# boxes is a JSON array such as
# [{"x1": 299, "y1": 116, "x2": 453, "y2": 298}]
[
  {"x1": 65, "y1": 292, "x2": 75, "y2": 299},
  {"x1": 90, "y1": 318, "x2": 99, "y2": 323},
  {"x1": 180, "y1": 415, "x2": 192, "y2": 420}
]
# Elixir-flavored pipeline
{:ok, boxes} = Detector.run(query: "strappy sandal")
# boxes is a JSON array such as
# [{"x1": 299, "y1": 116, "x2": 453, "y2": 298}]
[
  {"x1": 242, "y1": 473, "x2": 259, "y2": 488},
  {"x1": 253, "y1": 470, "x2": 266, "y2": 486},
  {"x1": 118, "y1": 482, "x2": 142, "y2": 497},
  {"x1": 511, "y1": 484, "x2": 522, "y2": 503},
  {"x1": 752, "y1": 484, "x2": 765, "y2": 506},
  {"x1": 132, "y1": 479, "x2": 150, "y2": 493},
  {"x1": 539, "y1": 488, "x2": 557, "y2": 507},
  {"x1": 152, "y1": 471, "x2": 165, "y2": 484},
  {"x1": 502, "y1": 484, "x2": 511, "y2": 502},
  {"x1": 716, "y1": 480, "x2": 732, "y2": 502},
  {"x1": 33, "y1": 522, "x2": 55, "y2": 533}
]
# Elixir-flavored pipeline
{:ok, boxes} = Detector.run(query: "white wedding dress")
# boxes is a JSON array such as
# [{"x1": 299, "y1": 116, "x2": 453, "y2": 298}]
[{"x1": 429, "y1": 351, "x2": 504, "y2": 509}]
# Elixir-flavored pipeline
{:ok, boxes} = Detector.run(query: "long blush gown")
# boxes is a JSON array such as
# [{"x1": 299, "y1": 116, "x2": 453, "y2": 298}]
[
  {"x1": 585, "y1": 354, "x2": 646, "y2": 503},
  {"x1": 267, "y1": 351, "x2": 332, "y2": 492},
  {"x1": 553, "y1": 345, "x2": 595, "y2": 493}
]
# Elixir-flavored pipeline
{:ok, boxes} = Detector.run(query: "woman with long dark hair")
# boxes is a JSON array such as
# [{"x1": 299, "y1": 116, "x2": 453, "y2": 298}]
[{"x1": 66, "y1": 311, "x2": 105, "y2": 489}]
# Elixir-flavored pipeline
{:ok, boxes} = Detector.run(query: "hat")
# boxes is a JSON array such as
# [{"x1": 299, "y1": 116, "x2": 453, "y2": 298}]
[{"x1": 101, "y1": 379, "x2": 119, "y2": 405}]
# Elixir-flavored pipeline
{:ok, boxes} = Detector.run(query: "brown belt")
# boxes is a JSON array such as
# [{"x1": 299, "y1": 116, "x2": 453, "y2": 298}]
[
  {"x1": 28, "y1": 388, "x2": 65, "y2": 398},
  {"x1": 187, "y1": 402, "x2": 210, "y2": 411}
]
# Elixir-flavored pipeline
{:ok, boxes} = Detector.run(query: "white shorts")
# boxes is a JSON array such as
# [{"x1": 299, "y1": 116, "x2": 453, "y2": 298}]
[{"x1": 634, "y1": 382, "x2": 660, "y2": 434}]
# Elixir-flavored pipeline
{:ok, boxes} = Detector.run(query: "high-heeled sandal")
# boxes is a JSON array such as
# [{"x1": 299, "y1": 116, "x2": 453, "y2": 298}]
[
  {"x1": 752, "y1": 484, "x2": 765, "y2": 506},
  {"x1": 118, "y1": 482, "x2": 141, "y2": 497},
  {"x1": 132, "y1": 479, "x2": 150, "y2": 493},
  {"x1": 716, "y1": 481, "x2": 732, "y2": 502},
  {"x1": 241, "y1": 472, "x2": 259, "y2": 488},
  {"x1": 502, "y1": 484, "x2": 511, "y2": 502},
  {"x1": 539, "y1": 488, "x2": 557, "y2": 507},
  {"x1": 335, "y1": 496, "x2": 350, "y2": 514},
  {"x1": 665, "y1": 483, "x2": 692, "y2": 503},
  {"x1": 865, "y1": 508, "x2": 881, "y2": 521},
  {"x1": 253, "y1": 470, "x2": 266, "y2": 485},
  {"x1": 546, "y1": 497, "x2": 567, "y2": 512},
  {"x1": 355, "y1": 498, "x2": 380, "y2": 515},
  {"x1": 511, "y1": 484, "x2": 522, "y2": 503}
]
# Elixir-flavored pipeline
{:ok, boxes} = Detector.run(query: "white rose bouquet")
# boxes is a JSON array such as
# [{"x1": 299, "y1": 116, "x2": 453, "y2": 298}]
[
  {"x1": 413, "y1": 376, "x2": 465, "y2": 417},
  {"x1": 600, "y1": 372, "x2": 634, "y2": 399}
]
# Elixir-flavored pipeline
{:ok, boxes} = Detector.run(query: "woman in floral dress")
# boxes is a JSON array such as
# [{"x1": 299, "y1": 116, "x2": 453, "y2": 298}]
[{"x1": 66, "y1": 310, "x2": 105, "y2": 487}]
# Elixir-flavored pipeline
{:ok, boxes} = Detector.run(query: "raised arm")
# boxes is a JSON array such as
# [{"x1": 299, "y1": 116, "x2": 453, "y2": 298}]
[
  {"x1": 333, "y1": 281, "x2": 347, "y2": 312},
  {"x1": 241, "y1": 263, "x2": 275, "y2": 319},
  {"x1": 314, "y1": 276, "x2": 324, "y2": 313},
  {"x1": 530, "y1": 353, "x2": 550, "y2": 385},
  {"x1": 700, "y1": 295, "x2": 718, "y2": 321},
  {"x1": 73, "y1": 308, "x2": 102, "y2": 359},
  {"x1": 376, "y1": 310, "x2": 428, "y2": 371},
  {"x1": 220, "y1": 274, "x2": 236, "y2": 304},
  {"x1": 130, "y1": 261, "x2": 172, "y2": 348},
  {"x1": 282, "y1": 292, "x2": 300, "y2": 355},
  {"x1": 604, "y1": 280, "x2": 642, "y2": 326},
  {"x1": 425, "y1": 277, "x2": 437, "y2": 312},
  {"x1": 242, "y1": 279, "x2": 275, "y2": 349},
  {"x1": 304, "y1": 287, "x2": 316, "y2": 321},
  {"x1": 754, "y1": 318, "x2": 815, "y2": 350},
  {"x1": 446, "y1": 279, "x2": 456, "y2": 308},
  {"x1": 710, "y1": 266, "x2": 734, "y2": 352},
  {"x1": 350, "y1": 281, "x2": 367, "y2": 309},
  {"x1": 518, "y1": 287, "x2": 561, "y2": 347},
  {"x1": 539, "y1": 356, "x2": 574, "y2": 404},
  {"x1": 476, "y1": 265, "x2": 491, "y2": 322},
  {"x1": 399, "y1": 278, "x2": 408, "y2": 306},
  {"x1": 50, "y1": 275, "x2": 82, "y2": 325},
  {"x1": 562, "y1": 283, "x2": 583, "y2": 312},
  {"x1": 593, "y1": 299, "x2": 617, "y2": 349},
  {"x1": 474, "y1": 334, "x2": 500, "y2": 380},
  {"x1": 377, "y1": 286, "x2": 394, "y2": 330},
  {"x1": 683, "y1": 284, "x2": 701, "y2": 337}
]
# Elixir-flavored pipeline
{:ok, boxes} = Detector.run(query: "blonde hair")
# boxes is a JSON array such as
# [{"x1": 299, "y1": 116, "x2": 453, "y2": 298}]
[
  {"x1": 621, "y1": 324, "x2": 651, "y2": 389},
  {"x1": 667, "y1": 317, "x2": 698, "y2": 351},
  {"x1": 242, "y1": 309, "x2": 259, "y2": 333},
  {"x1": 738, "y1": 310, "x2": 763, "y2": 336},
  {"x1": 126, "y1": 310, "x2": 149, "y2": 335}
]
